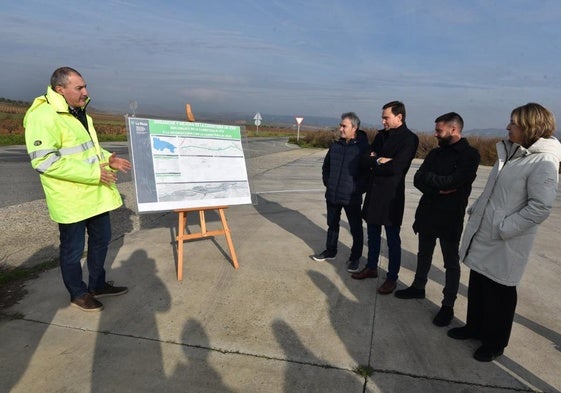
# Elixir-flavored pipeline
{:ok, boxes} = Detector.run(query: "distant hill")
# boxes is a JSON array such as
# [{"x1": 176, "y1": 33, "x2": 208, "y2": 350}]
[{"x1": 463, "y1": 128, "x2": 506, "y2": 138}]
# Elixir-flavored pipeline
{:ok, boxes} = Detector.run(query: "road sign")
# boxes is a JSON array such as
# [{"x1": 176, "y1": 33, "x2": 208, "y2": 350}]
[
  {"x1": 295, "y1": 117, "x2": 304, "y2": 141},
  {"x1": 253, "y1": 112, "x2": 262, "y2": 135}
]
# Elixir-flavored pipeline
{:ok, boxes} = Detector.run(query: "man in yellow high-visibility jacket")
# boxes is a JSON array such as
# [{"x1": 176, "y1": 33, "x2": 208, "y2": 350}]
[{"x1": 24, "y1": 67, "x2": 130, "y2": 312}]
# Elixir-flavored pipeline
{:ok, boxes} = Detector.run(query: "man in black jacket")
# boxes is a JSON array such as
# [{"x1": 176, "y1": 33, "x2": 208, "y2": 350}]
[
  {"x1": 395, "y1": 112, "x2": 480, "y2": 327},
  {"x1": 352, "y1": 101, "x2": 419, "y2": 295},
  {"x1": 313, "y1": 112, "x2": 369, "y2": 273}
]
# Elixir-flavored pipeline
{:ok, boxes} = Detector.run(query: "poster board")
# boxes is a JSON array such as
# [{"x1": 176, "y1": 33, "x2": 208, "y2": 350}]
[{"x1": 126, "y1": 116, "x2": 251, "y2": 213}]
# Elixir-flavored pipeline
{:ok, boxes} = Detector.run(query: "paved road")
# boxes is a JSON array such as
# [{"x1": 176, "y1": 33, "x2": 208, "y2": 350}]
[
  {"x1": 0, "y1": 138, "x2": 300, "y2": 269},
  {"x1": 0, "y1": 138, "x2": 296, "y2": 209},
  {"x1": 1, "y1": 144, "x2": 560, "y2": 392}
]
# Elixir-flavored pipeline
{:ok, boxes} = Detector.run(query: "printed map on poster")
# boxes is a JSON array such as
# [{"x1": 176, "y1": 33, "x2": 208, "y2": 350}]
[{"x1": 127, "y1": 117, "x2": 251, "y2": 212}]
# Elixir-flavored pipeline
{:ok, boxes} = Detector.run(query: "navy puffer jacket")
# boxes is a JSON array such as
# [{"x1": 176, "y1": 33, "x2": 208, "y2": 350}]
[{"x1": 322, "y1": 130, "x2": 369, "y2": 205}]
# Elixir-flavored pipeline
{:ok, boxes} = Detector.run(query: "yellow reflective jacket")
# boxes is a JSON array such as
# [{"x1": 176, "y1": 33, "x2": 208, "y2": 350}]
[{"x1": 23, "y1": 86, "x2": 123, "y2": 224}]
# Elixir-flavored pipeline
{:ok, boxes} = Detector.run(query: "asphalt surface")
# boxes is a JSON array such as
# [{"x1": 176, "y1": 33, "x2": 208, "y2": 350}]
[
  {"x1": 0, "y1": 138, "x2": 292, "y2": 209},
  {"x1": 1, "y1": 140, "x2": 560, "y2": 392},
  {"x1": 0, "y1": 139, "x2": 298, "y2": 268}
]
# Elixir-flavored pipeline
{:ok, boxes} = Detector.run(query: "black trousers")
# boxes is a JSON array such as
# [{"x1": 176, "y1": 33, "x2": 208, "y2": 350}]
[
  {"x1": 325, "y1": 201, "x2": 363, "y2": 261},
  {"x1": 412, "y1": 232, "x2": 460, "y2": 307},
  {"x1": 465, "y1": 270, "x2": 517, "y2": 350}
]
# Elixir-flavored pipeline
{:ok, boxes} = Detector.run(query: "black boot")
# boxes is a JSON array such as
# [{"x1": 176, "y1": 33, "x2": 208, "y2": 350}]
[
  {"x1": 433, "y1": 305, "x2": 454, "y2": 327},
  {"x1": 394, "y1": 286, "x2": 425, "y2": 299}
]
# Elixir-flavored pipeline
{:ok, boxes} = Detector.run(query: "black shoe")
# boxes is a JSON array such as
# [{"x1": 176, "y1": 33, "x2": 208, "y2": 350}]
[
  {"x1": 312, "y1": 250, "x2": 337, "y2": 262},
  {"x1": 346, "y1": 259, "x2": 361, "y2": 273},
  {"x1": 473, "y1": 345, "x2": 504, "y2": 362},
  {"x1": 395, "y1": 286, "x2": 425, "y2": 299},
  {"x1": 447, "y1": 326, "x2": 475, "y2": 340},
  {"x1": 90, "y1": 282, "x2": 128, "y2": 298},
  {"x1": 433, "y1": 305, "x2": 454, "y2": 327},
  {"x1": 71, "y1": 293, "x2": 103, "y2": 312}
]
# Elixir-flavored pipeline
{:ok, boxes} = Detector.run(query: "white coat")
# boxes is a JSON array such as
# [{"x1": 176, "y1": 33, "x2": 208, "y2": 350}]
[{"x1": 460, "y1": 137, "x2": 561, "y2": 286}]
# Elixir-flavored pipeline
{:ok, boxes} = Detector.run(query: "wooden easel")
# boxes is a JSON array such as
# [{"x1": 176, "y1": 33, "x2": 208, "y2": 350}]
[
  {"x1": 174, "y1": 105, "x2": 239, "y2": 281},
  {"x1": 175, "y1": 206, "x2": 239, "y2": 281},
  {"x1": 185, "y1": 103, "x2": 195, "y2": 122}
]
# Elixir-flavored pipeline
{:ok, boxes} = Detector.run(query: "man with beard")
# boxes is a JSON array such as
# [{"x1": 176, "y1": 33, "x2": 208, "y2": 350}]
[{"x1": 394, "y1": 112, "x2": 480, "y2": 327}]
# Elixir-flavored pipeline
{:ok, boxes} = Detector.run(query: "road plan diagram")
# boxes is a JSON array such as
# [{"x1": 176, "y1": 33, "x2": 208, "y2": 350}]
[{"x1": 127, "y1": 117, "x2": 251, "y2": 212}]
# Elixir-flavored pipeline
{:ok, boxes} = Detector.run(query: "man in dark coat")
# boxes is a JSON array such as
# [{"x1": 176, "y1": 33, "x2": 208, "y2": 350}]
[
  {"x1": 352, "y1": 101, "x2": 419, "y2": 295},
  {"x1": 395, "y1": 112, "x2": 480, "y2": 327},
  {"x1": 313, "y1": 112, "x2": 369, "y2": 273}
]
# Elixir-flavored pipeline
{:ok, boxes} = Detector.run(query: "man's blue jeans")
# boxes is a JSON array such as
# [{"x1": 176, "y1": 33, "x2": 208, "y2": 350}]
[
  {"x1": 365, "y1": 224, "x2": 401, "y2": 281},
  {"x1": 325, "y1": 201, "x2": 363, "y2": 261},
  {"x1": 58, "y1": 212, "x2": 111, "y2": 300}
]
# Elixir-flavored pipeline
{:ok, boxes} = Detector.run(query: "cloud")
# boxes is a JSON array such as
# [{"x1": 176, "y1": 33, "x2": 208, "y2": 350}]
[{"x1": 1, "y1": 0, "x2": 560, "y2": 130}]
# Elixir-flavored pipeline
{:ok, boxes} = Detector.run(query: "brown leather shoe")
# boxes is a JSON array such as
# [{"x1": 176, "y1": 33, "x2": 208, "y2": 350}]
[
  {"x1": 377, "y1": 279, "x2": 397, "y2": 294},
  {"x1": 351, "y1": 267, "x2": 378, "y2": 280},
  {"x1": 71, "y1": 293, "x2": 103, "y2": 312}
]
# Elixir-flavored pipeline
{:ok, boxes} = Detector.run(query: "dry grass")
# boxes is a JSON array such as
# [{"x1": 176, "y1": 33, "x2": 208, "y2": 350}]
[
  {"x1": 291, "y1": 129, "x2": 501, "y2": 167},
  {"x1": 0, "y1": 101, "x2": 127, "y2": 143},
  {"x1": 417, "y1": 133, "x2": 500, "y2": 166},
  {"x1": 466, "y1": 135, "x2": 502, "y2": 166}
]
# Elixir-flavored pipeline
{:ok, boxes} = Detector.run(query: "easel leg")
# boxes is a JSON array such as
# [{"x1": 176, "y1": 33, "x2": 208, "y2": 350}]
[
  {"x1": 175, "y1": 206, "x2": 239, "y2": 281},
  {"x1": 219, "y1": 208, "x2": 239, "y2": 269},
  {"x1": 199, "y1": 210, "x2": 207, "y2": 233},
  {"x1": 177, "y1": 211, "x2": 186, "y2": 281}
]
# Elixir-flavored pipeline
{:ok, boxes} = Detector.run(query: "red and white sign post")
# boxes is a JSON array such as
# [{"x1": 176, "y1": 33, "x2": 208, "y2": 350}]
[{"x1": 295, "y1": 116, "x2": 304, "y2": 142}]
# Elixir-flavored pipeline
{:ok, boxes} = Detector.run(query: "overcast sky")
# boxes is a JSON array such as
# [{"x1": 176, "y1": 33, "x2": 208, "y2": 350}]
[{"x1": 1, "y1": 0, "x2": 560, "y2": 131}]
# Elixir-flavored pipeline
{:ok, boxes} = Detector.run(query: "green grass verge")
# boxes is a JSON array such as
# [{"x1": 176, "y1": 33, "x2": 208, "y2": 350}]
[
  {"x1": 0, "y1": 134, "x2": 25, "y2": 145},
  {"x1": 0, "y1": 134, "x2": 128, "y2": 146},
  {"x1": 0, "y1": 260, "x2": 59, "y2": 286}
]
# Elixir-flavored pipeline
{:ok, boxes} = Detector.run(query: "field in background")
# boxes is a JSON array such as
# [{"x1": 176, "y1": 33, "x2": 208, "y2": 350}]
[
  {"x1": 291, "y1": 128, "x2": 500, "y2": 166},
  {"x1": 0, "y1": 100, "x2": 310, "y2": 144},
  {"x1": 1, "y1": 100, "x2": 500, "y2": 165}
]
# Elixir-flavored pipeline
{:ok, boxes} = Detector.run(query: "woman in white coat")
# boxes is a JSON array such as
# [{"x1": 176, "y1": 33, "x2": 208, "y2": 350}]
[{"x1": 448, "y1": 103, "x2": 561, "y2": 362}]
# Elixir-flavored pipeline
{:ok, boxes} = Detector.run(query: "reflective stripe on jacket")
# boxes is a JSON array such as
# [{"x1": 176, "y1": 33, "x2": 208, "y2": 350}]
[{"x1": 23, "y1": 86, "x2": 123, "y2": 223}]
